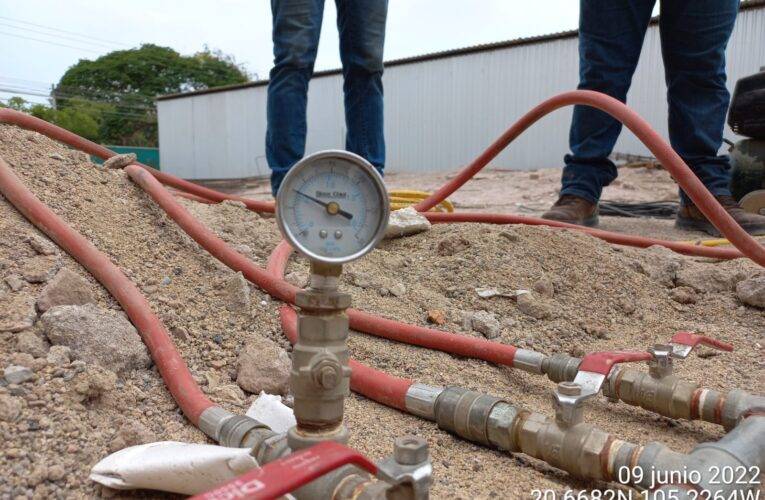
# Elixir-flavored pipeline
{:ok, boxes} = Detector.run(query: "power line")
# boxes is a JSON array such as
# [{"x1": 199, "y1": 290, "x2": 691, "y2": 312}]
[
  {"x1": 0, "y1": 21, "x2": 122, "y2": 50},
  {"x1": 0, "y1": 86, "x2": 155, "y2": 111},
  {"x1": 0, "y1": 30, "x2": 103, "y2": 54},
  {"x1": 0, "y1": 15, "x2": 129, "y2": 47}
]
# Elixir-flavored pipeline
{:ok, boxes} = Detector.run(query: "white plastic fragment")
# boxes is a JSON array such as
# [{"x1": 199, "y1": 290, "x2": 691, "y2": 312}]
[
  {"x1": 475, "y1": 287, "x2": 530, "y2": 299},
  {"x1": 90, "y1": 441, "x2": 258, "y2": 495},
  {"x1": 385, "y1": 207, "x2": 431, "y2": 239},
  {"x1": 246, "y1": 392, "x2": 296, "y2": 434}
]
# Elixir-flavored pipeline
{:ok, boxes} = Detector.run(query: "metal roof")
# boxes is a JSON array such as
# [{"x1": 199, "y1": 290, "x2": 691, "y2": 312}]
[{"x1": 157, "y1": 0, "x2": 765, "y2": 102}]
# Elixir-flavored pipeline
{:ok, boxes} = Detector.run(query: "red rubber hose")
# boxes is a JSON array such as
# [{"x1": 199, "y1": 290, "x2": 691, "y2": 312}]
[
  {"x1": 2, "y1": 106, "x2": 759, "y2": 264},
  {"x1": 424, "y1": 212, "x2": 742, "y2": 260},
  {"x1": 266, "y1": 240, "x2": 519, "y2": 366},
  {"x1": 127, "y1": 166, "x2": 523, "y2": 368},
  {"x1": 412, "y1": 90, "x2": 765, "y2": 266},
  {"x1": 0, "y1": 155, "x2": 214, "y2": 424},
  {"x1": 0, "y1": 108, "x2": 275, "y2": 214},
  {"x1": 279, "y1": 307, "x2": 412, "y2": 411}
]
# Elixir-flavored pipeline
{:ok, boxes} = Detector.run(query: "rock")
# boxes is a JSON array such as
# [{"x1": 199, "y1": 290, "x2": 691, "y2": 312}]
[
  {"x1": 736, "y1": 275, "x2": 765, "y2": 308},
  {"x1": 640, "y1": 246, "x2": 684, "y2": 287},
  {"x1": 26, "y1": 235, "x2": 57, "y2": 256},
  {"x1": 426, "y1": 309, "x2": 446, "y2": 325},
  {"x1": 4, "y1": 275, "x2": 25, "y2": 291},
  {"x1": 468, "y1": 311, "x2": 500, "y2": 339},
  {"x1": 0, "y1": 292, "x2": 36, "y2": 332},
  {"x1": 41, "y1": 304, "x2": 151, "y2": 373},
  {"x1": 71, "y1": 365, "x2": 117, "y2": 401},
  {"x1": 46, "y1": 345, "x2": 71, "y2": 365},
  {"x1": 108, "y1": 421, "x2": 157, "y2": 452},
  {"x1": 499, "y1": 230, "x2": 520, "y2": 243},
  {"x1": 532, "y1": 277, "x2": 555, "y2": 298},
  {"x1": 16, "y1": 330, "x2": 48, "y2": 358},
  {"x1": 47, "y1": 465, "x2": 66, "y2": 482},
  {"x1": 670, "y1": 286, "x2": 698, "y2": 305},
  {"x1": 103, "y1": 153, "x2": 137, "y2": 170},
  {"x1": 436, "y1": 236, "x2": 470, "y2": 257},
  {"x1": 236, "y1": 337, "x2": 291, "y2": 395},
  {"x1": 517, "y1": 292, "x2": 553, "y2": 320},
  {"x1": 347, "y1": 272, "x2": 379, "y2": 290},
  {"x1": 676, "y1": 266, "x2": 735, "y2": 293},
  {"x1": 385, "y1": 207, "x2": 431, "y2": 239},
  {"x1": 0, "y1": 394, "x2": 22, "y2": 422},
  {"x1": 36, "y1": 268, "x2": 95, "y2": 312},
  {"x1": 21, "y1": 255, "x2": 60, "y2": 283},
  {"x1": 4, "y1": 365, "x2": 34, "y2": 384},
  {"x1": 389, "y1": 283, "x2": 406, "y2": 297},
  {"x1": 224, "y1": 272, "x2": 250, "y2": 312}
]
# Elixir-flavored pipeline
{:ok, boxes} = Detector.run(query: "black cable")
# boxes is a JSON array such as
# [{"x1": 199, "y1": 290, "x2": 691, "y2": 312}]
[{"x1": 599, "y1": 200, "x2": 679, "y2": 219}]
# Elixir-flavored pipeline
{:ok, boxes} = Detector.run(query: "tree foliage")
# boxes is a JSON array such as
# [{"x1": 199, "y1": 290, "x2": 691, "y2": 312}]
[{"x1": 4, "y1": 44, "x2": 249, "y2": 147}]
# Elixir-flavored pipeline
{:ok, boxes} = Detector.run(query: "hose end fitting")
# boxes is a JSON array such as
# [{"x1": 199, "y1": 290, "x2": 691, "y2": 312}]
[
  {"x1": 542, "y1": 353, "x2": 582, "y2": 383},
  {"x1": 198, "y1": 406, "x2": 274, "y2": 448}
]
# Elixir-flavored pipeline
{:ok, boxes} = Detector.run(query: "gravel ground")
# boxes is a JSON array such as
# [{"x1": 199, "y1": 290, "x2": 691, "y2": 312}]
[{"x1": 0, "y1": 123, "x2": 763, "y2": 499}]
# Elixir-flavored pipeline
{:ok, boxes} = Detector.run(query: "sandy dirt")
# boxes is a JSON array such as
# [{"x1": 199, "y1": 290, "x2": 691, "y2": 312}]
[{"x1": 0, "y1": 123, "x2": 763, "y2": 499}]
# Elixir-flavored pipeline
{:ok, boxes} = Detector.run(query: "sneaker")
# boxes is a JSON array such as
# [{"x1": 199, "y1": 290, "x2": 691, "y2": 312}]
[
  {"x1": 541, "y1": 195, "x2": 599, "y2": 227},
  {"x1": 675, "y1": 195, "x2": 765, "y2": 236}
]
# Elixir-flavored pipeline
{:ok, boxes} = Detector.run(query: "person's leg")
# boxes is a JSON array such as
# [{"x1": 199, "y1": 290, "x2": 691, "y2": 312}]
[
  {"x1": 659, "y1": 0, "x2": 737, "y2": 203},
  {"x1": 266, "y1": 0, "x2": 324, "y2": 196},
  {"x1": 334, "y1": 0, "x2": 388, "y2": 176},
  {"x1": 561, "y1": 0, "x2": 656, "y2": 204}
]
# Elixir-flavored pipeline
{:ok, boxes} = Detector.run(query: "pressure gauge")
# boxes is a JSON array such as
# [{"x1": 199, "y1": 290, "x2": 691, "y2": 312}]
[{"x1": 276, "y1": 150, "x2": 390, "y2": 265}]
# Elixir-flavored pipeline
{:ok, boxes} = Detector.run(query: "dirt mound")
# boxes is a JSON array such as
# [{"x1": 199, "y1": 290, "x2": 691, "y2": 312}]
[{"x1": 0, "y1": 123, "x2": 763, "y2": 498}]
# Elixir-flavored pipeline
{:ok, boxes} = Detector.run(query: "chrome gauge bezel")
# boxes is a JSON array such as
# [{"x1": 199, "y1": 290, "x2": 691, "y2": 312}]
[{"x1": 275, "y1": 150, "x2": 390, "y2": 265}]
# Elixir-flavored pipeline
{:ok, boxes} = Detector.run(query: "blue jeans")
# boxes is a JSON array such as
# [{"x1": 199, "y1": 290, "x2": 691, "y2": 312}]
[
  {"x1": 562, "y1": 0, "x2": 739, "y2": 205},
  {"x1": 266, "y1": 0, "x2": 388, "y2": 195}
]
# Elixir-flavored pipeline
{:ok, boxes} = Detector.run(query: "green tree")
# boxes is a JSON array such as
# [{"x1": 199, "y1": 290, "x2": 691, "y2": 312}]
[
  {"x1": 53, "y1": 44, "x2": 249, "y2": 146},
  {"x1": 0, "y1": 97, "x2": 103, "y2": 141}
]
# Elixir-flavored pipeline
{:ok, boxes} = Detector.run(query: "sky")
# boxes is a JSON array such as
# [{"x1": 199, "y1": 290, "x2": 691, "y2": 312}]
[{"x1": 0, "y1": 0, "x2": 601, "y2": 104}]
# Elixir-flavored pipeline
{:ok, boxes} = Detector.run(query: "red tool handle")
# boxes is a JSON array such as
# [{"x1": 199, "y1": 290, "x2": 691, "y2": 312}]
[
  {"x1": 671, "y1": 331, "x2": 734, "y2": 352},
  {"x1": 579, "y1": 351, "x2": 652, "y2": 374},
  {"x1": 191, "y1": 441, "x2": 378, "y2": 500}
]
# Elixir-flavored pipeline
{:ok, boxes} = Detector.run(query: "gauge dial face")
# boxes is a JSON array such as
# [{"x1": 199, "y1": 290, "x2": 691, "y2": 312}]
[{"x1": 276, "y1": 151, "x2": 389, "y2": 264}]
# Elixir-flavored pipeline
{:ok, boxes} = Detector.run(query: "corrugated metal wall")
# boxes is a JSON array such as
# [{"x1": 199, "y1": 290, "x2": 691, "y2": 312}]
[{"x1": 157, "y1": 5, "x2": 765, "y2": 180}]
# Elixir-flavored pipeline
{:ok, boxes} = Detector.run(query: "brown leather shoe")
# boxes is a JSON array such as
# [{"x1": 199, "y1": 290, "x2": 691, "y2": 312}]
[
  {"x1": 675, "y1": 195, "x2": 765, "y2": 236},
  {"x1": 541, "y1": 195, "x2": 599, "y2": 226}
]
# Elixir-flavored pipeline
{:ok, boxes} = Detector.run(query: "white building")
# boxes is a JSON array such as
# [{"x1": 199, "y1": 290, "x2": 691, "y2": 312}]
[{"x1": 157, "y1": 1, "x2": 765, "y2": 180}]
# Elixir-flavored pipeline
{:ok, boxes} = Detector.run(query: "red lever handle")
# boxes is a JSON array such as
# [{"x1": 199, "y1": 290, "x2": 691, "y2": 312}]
[
  {"x1": 579, "y1": 350, "x2": 652, "y2": 375},
  {"x1": 191, "y1": 441, "x2": 378, "y2": 500},
  {"x1": 671, "y1": 331, "x2": 733, "y2": 352}
]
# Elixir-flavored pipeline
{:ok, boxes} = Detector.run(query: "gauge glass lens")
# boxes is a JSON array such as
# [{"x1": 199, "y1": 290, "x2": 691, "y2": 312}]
[{"x1": 278, "y1": 154, "x2": 386, "y2": 262}]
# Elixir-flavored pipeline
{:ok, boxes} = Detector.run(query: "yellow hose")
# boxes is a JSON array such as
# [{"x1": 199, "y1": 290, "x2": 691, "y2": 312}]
[
  {"x1": 389, "y1": 189, "x2": 454, "y2": 212},
  {"x1": 683, "y1": 236, "x2": 765, "y2": 247}
]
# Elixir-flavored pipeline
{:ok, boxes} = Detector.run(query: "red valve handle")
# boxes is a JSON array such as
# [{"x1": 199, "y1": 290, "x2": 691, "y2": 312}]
[
  {"x1": 191, "y1": 441, "x2": 378, "y2": 500},
  {"x1": 579, "y1": 350, "x2": 653, "y2": 375},
  {"x1": 671, "y1": 331, "x2": 734, "y2": 352}
]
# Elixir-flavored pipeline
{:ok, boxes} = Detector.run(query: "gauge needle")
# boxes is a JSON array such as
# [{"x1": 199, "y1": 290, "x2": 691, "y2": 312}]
[{"x1": 294, "y1": 189, "x2": 354, "y2": 220}]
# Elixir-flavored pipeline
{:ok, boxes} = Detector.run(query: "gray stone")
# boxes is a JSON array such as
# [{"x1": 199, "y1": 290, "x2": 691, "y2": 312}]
[
  {"x1": 26, "y1": 235, "x2": 57, "y2": 256},
  {"x1": 0, "y1": 394, "x2": 22, "y2": 422},
  {"x1": 389, "y1": 283, "x2": 407, "y2": 297},
  {"x1": 4, "y1": 275, "x2": 25, "y2": 292},
  {"x1": 236, "y1": 337, "x2": 291, "y2": 395},
  {"x1": 224, "y1": 272, "x2": 250, "y2": 312},
  {"x1": 40, "y1": 304, "x2": 151, "y2": 373},
  {"x1": 468, "y1": 311, "x2": 501, "y2": 339},
  {"x1": 4, "y1": 365, "x2": 34, "y2": 384},
  {"x1": 0, "y1": 294, "x2": 36, "y2": 332},
  {"x1": 385, "y1": 207, "x2": 431, "y2": 239},
  {"x1": 532, "y1": 277, "x2": 555, "y2": 298},
  {"x1": 736, "y1": 275, "x2": 765, "y2": 308},
  {"x1": 21, "y1": 255, "x2": 61, "y2": 283},
  {"x1": 670, "y1": 286, "x2": 698, "y2": 305},
  {"x1": 15, "y1": 330, "x2": 48, "y2": 358},
  {"x1": 517, "y1": 292, "x2": 553, "y2": 320},
  {"x1": 676, "y1": 266, "x2": 735, "y2": 293},
  {"x1": 103, "y1": 153, "x2": 137, "y2": 169},
  {"x1": 36, "y1": 268, "x2": 95, "y2": 312},
  {"x1": 46, "y1": 345, "x2": 71, "y2": 366}
]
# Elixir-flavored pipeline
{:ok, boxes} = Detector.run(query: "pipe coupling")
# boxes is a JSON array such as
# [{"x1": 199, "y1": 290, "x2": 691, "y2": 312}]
[
  {"x1": 433, "y1": 387, "x2": 506, "y2": 446},
  {"x1": 542, "y1": 354, "x2": 581, "y2": 383}
]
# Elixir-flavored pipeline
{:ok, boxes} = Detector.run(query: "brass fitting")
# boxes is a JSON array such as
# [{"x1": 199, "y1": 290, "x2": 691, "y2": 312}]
[
  {"x1": 604, "y1": 366, "x2": 700, "y2": 421},
  {"x1": 288, "y1": 262, "x2": 352, "y2": 451}
]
